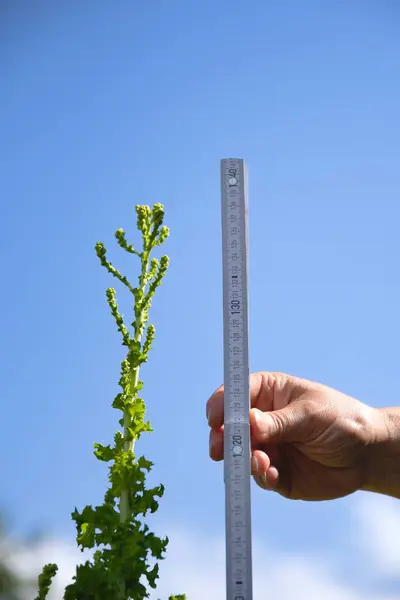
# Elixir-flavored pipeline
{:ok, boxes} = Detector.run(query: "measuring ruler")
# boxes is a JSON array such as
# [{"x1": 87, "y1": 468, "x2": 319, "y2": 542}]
[{"x1": 220, "y1": 158, "x2": 253, "y2": 600}]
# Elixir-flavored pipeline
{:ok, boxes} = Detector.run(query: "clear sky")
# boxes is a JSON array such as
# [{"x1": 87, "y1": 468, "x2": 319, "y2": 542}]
[{"x1": 1, "y1": 1, "x2": 400, "y2": 598}]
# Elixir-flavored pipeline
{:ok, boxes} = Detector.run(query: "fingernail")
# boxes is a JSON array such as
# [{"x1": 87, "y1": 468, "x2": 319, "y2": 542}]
[
  {"x1": 207, "y1": 406, "x2": 211, "y2": 425},
  {"x1": 261, "y1": 472, "x2": 267, "y2": 484},
  {"x1": 251, "y1": 456, "x2": 258, "y2": 473},
  {"x1": 209, "y1": 436, "x2": 213, "y2": 453}
]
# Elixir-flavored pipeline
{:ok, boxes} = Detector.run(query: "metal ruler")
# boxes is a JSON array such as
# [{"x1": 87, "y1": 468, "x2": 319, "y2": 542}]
[{"x1": 220, "y1": 158, "x2": 253, "y2": 600}]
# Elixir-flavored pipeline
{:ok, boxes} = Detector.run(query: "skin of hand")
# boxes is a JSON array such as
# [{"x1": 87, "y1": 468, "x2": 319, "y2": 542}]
[{"x1": 206, "y1": 371, "x2": 400, "y2": 501}]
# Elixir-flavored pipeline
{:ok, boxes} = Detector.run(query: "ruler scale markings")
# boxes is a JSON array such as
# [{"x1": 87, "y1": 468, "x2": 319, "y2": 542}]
[{"x1": 221, "y1": 158, "x2": 253, "y2": 600}]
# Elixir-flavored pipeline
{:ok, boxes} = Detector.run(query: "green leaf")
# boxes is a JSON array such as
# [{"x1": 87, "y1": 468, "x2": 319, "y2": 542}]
[
  {"x1": 138, "y1": 456, "x2": 153, "y2": 471},
  {"x1": 127, "y1": 340, "x2": 146, "y2": 369},
  {"x1": 133, "y1": 380, "x2": 144, "y2": 393},
  {"x1": 114, "y1": 430, "x2": 124, "y2": 451},
  {"x1": 146, "y1": 563, "x2": 159, "y2": 588},
  {"x1": 93, "y1": 443, "x2": 115, "y2": 462},
  {"x1": 78, "y1": 522, "x2": 95, "y2": 547}
]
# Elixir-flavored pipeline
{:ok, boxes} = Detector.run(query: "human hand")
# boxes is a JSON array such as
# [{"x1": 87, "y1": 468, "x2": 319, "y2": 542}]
[{"x1": 206, "y1": 372, "x2": 387, "y2": 500}]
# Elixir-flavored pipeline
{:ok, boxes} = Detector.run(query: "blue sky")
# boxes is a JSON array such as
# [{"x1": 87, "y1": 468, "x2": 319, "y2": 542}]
[{"x1": 1, "y1": 1, "x2": 400, "y2": 597}]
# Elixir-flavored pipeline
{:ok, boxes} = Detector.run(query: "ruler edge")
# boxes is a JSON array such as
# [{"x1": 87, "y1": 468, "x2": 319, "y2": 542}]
[{"x1": 220, "y1": 158, "x2": 253, "y2": 600}]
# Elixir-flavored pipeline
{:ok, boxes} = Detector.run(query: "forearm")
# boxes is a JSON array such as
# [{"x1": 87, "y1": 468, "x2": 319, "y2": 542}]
[{"x1": 362, "y1": 407, "x2": 400, "y2": 499}]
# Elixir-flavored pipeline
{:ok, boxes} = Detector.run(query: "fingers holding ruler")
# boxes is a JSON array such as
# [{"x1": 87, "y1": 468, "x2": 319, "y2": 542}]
[{"x1": 220, "y1": 158, "x2": 253, "y2": 600}]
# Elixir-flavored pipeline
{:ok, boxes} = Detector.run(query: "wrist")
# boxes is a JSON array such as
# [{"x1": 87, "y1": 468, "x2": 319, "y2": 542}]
[{"x1": 362, "y1": 407, "x2": 400, "y2": 498}]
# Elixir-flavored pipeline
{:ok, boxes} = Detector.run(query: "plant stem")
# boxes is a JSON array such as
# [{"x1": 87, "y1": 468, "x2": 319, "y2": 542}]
[
  {"x1": 120, "y1": 250, "x2": 149, "y2": 523},
  {"x1": 119, "y1": 366, "x2": 140, "y2": 523},
  {"x1": 118, "y1": 253, "x2": 149, "y2": 599}
]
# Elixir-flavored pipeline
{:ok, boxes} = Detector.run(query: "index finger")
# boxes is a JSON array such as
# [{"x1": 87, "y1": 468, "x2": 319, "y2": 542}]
[{"x1": 206, "y1": 371, "x2": 276, "y2": 429}]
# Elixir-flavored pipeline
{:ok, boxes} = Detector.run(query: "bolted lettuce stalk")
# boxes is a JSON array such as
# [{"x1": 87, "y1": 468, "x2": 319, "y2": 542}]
[{"x1": 35, "y1": 204, "x2": 185, "y2": 600}]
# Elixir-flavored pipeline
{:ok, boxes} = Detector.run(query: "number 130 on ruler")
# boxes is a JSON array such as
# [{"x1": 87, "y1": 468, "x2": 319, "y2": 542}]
[{"x1": 220, "y1": 158, "x2": 253, "y2": 600}]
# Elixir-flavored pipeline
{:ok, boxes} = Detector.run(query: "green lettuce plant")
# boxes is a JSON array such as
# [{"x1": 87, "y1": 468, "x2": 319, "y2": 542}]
[{"x1": 35, "y1": 204, "x2": 185, "y2": 600}]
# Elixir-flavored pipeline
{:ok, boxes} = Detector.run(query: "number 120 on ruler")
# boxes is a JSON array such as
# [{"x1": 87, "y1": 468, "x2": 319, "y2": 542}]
[{"x1": 220, "y1": 158, "x2": 253, "y2": 600}]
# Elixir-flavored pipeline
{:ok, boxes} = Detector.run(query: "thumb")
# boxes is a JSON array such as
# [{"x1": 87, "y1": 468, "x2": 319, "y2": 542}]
[{"x1": 250, "y1": 405, "x2": 307, "y2": 445}]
